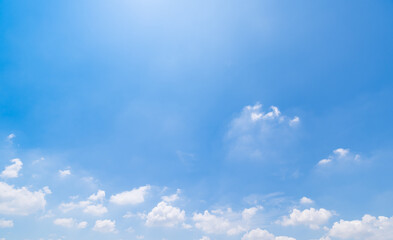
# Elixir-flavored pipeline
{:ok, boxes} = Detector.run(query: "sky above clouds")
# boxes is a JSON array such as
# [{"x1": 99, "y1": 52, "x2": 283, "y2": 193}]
[{"x1": 1, "y1": 0, "x2": 393, "y2": 239}]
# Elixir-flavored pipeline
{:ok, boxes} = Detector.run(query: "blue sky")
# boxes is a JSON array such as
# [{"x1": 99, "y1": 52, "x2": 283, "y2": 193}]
[{"x1": 0, "y1": 0, "x2": 393, "y2": 239}]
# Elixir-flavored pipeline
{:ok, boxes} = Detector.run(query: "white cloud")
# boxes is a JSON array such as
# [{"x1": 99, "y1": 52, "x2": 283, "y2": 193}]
[
  {"x1": 54, "y1": 218, "x2": 74, "y2": 228},
  {"x1": 249, "y1": 105, "x2": 281, "y2": 121},
  {"x1": 7, "y1": 133, "x2": 15, "y2": 142},
  {"x1": 123, "y1": 211, "x2": 147, "y2": 219},
  {"x1": 78, "y1": 221, "x2": 88, "y2": 229},
  {"x1": 53, "y1": 218, "x2": 87, "y2": 229},
  {"x1": 83, "y1": 204, "x2": 108, "y2": 216},
  {"x1": 58, "y1": 169, "x2": 71, "y2": 177},
  {"x1": 7, "y1": 133, "x2": 15, "y2": 139},
  {"x1": 88, "y1": 190, "x2": 105, "y2": 201},
  {"x1": 39, "y1": 210, "x2": 54, "y2": 219},
  {"x1": 317, "y1": 159, "x2": 332, "y2": 166},
  {"x1": 59, "y1": 200, "x2": 90, "y2": 212},
  {"x1": 289, "y1": 116, "x2": 300, "y2": 127},
  {"x1": 0, "y1": 182, "x2": 47, "y2": 215},
  {"x1": 200, "y1": 237, "x2": 210, "y2": 240},
  {"x1": 59, "y1": 190, "x2": 108, "y2": 216},
  {"x1": 278, "y1": 208, "x2": 333, "y2": 229},
  {"x1": 110, "y1": 185, "x2": 150, "y2": 205},
  {"x1": 299, "y1": 197, "x2": 314, "y2": 205},
  {"x1": 123, "y1": 211, "x2": 136, "y2": 218},
  {"x1": 1, "y1": 159, "x2": 23, "y2": 179},
  {"x1": 226, "y1": 103, "x2": 299, "y2": 161},
  {"x1": 93, "y1": 219, "x2": 116, "y2": 233},
  {"x1": 333, "y1": 148, "x2": 349, "y2": 157},
  {"x1": 161, "y1": 189, "x2": 181, "y2": 203},
  {"x1": 193, "y1": 209, "x2": 246, "y2": 235},
  {"x1": 316, "y1": 148, "x2": 360, "y2": 168},
  {"x1": 42, "y1": 186, "x2": 52, "y2": 194},
  {"x1": 242, "y1": 228, "x2": 296, "y2": 240},
  {"x1": 0, "y1": 219, "x2": 13, "y2": 228},
  {"x1": 242, "y1": 206, "x2": 263, "y2": 220},
  {"x1": 146, "y1": 201, "x2": 185, "y2": 227},
  {"x1": 324, "y1": 214, "x2": 393, "y2": 240}
]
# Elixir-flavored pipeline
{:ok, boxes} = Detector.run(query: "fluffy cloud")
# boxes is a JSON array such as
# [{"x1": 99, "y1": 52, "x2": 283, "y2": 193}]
[
  {"x1": 78, "y1": 221, "x2": 88, "y2": 229},
  {"x1": 316, "y1": 148, "x2": 360, "y2": 168},
  {"x1": 226, "y1": 103, "x2": 299, "y2": 161},
  {"x1": 0, "y1": 159, "x2": 23, "y2": 179},
  {"x1": 242, "y1": 206, "x2": 263, "y2": 220},
  {"x1": 193, "y1": 209, "x2": 247, "y2": 235},
  {"x1": 0, "y1": 182, "x2": 47, "y2": 215},
  {"x1": 110, "y1": 185, "x2": 150, "y2": 205},
  {"x1": 58, "y1": 169, "x2": 71, "y2": 177},
  {"x1": 59, "y1": 190, "x2": 107, "y2": 216},
  {"x1": 279, "y1": 208, "x2": 333, "y2": 229},
  {"x1": 242, "y1": 228, "x2": 296, "y2": 240},
  {"x1": 83, "y1": 204, "x2": 108, "y2": 215},
  {"x1": 161, "y1": 189, "x2": 181, "y2": 203},
  {"x1": 324, "y1": 214, "x2": 393, "y2": 240},
  {"x1": 146, "y1": 201, "x2": 185, "y2": 227},
  {"x1": 53, "y1": 218, "x2": 87, "y2": 229},
  {"x1": 88, "y1": 190, "x2": 105, "y2": 201},
  {"x1": 299, "y1": 197, "x2": 314, "y2": 205},
  {"x1": 93, "y1": 219, "x2": 116, "y2": 233},
  {"x1": 42, "y1": 186, "x2": 52, "y2": 194},
  {"x1": 0, "y1": 219, "x2": 13, "y2": 228}
]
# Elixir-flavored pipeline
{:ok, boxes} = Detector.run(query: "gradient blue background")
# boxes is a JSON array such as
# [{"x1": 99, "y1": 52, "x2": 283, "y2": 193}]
[{"x1": 0, "y1": 0, "x2": 393, "y2": 239}]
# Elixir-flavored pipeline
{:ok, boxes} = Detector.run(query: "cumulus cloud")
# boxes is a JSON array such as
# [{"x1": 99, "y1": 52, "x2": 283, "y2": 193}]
[
  {"x1": 59, "y1": 190, "x2": 107, "y2": 216},
  {"x1": 88, "y1": 190, "x2": 105, "y2": 201},
  {"x1": 161, "y1": 189, "x2": 181, "y2": 203},
  {"x1": 323, "y1": 214, "x2": 393, "y2": 240},
  {"x1": 0, "y1": 219, "x2": 13, "y2": 228},
  {"x1": 316, "y1": 148, "x2": 361, "y2": 168},
  {"x1": 110, "y1": 185, "x2": 150, "y2": 205},
  {"x1": 146, "y1": 201, "x2": 185, "y2": 227},
  {"x1": 93, "y1": 219, "x2": 116, "y2": 233},
  {"x1": 278, "y1": 208, "x2": 333, "y2": 229},
  {"x1": 77, "y1": 221, "x2": 88, "y2": 229},
  {"x1": 226, "y1": 103, "x2": 299, "y2": 161},
  {"x1": 1, "y1": 159, "x2": 23, "y2": 179},
  {"x1": 58, "y1": 169, "x2": 71, "y2": 177},
  {"x1": 53, "y1": 218, "x2": 87, "y2": 229},
  {"x1": 0, "y1": 182, "x2": 47, "y2": 215},
  {"x1": 193, "y1": 209, "x2": 248, "y2": 236},
  {"x1": 242, "y1": 206, "x2": 263, "y2": 220},
  {"x1": 299, "y1": 197, "x2": 314, "y2": 205},
  {"x1": 242, "y1": 228, "x2": 296, "y2": 240},
  {"x1": 83, "y1": 204, "x2": 108, "y2": 215}
]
